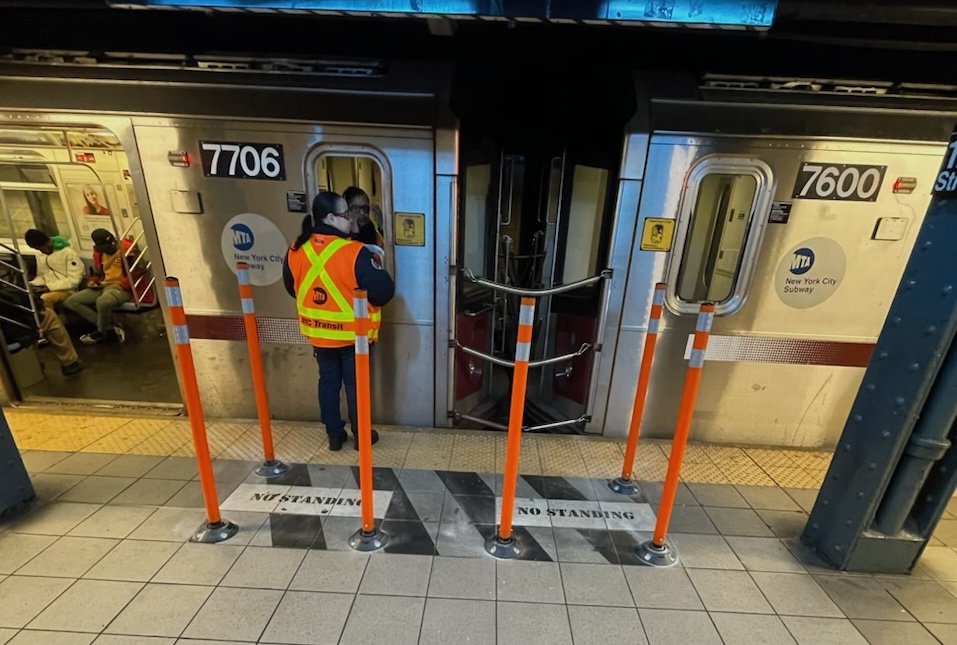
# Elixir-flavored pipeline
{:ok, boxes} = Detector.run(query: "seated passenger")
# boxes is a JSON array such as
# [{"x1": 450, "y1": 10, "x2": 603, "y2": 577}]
[
  {"x1": 63, "y1": 229, "x2": 134, "y2": 345},
  {"x1": 24, "y1": 229, "x2": 84, "y2": 312},
  {"x1": 343, "y1": 186, "x2": 385, "y2": 247},
  {"x1": 0, "y1": 286, "x2": 82, "y2": 375}
]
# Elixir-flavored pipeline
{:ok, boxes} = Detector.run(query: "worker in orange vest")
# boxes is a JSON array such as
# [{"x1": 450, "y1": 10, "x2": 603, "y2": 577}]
[{"x1": 283, "y1": 191, "x2": 395, "y2": 451}]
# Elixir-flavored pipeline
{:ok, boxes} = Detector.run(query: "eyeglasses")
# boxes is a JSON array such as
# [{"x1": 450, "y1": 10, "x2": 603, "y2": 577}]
[
  {"x1": 331, "y1": 210, "x2": 350, "y2": 218},
  {"x1": 348, "y1": 204, "x2": 371, "y2": 214}
]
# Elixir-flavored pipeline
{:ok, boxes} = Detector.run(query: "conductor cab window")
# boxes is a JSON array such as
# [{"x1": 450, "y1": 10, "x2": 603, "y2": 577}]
[
  {"x1": 315, "y1": 154, "x2": 389, "y2": 250},
  {"x1": 669, "y1": 157, "x2": 774, "y2": 315}
]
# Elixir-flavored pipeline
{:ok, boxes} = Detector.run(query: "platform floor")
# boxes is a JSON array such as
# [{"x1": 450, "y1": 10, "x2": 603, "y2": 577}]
[{"x1": 1, "y1": 407, "x2": 956, "y2": 644}]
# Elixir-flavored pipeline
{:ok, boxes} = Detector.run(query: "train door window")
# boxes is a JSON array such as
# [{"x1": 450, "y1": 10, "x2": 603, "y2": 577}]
[
  {"x1": 314, "y1": 152, "x2": 389, "y2": 245},
  {"x1": 669, "y1": 157, "x2": 774, "y2": 315},
  {"x1": 462, "y1": 163, "x2": 491, "y2": 276},
  {"x1": 562, "y1": 164, "x2": 609, "y2": 284}
]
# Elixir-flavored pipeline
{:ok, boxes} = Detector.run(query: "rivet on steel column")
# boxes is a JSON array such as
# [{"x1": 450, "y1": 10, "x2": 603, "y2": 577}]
[
  {"x1": 165, "y1": 277, "x2": 238, "y2": 544},
  {"x1": 235, "y1": 262, "x2": 289, "y2": 479}
]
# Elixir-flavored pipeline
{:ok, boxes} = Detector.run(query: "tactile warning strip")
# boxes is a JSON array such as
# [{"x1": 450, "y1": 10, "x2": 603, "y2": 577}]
[{"x1": 5, "y1": 407, "x2": 834, "y2": 488}]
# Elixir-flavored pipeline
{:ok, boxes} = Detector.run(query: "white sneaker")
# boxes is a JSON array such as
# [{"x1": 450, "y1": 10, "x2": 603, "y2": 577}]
[{"x1": 113, "y1": 325, "x2": 126, "y2": 344}]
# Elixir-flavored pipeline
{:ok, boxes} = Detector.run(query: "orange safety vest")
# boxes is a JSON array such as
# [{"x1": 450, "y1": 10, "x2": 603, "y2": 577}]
[{"x1": 287, "y1": 234, "x2": 382, "y2": 348}]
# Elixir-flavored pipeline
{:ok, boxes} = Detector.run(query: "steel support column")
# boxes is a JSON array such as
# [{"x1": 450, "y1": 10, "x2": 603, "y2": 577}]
[{"x1": 802, "y1": 127, "x2": 957, "y2": 572}]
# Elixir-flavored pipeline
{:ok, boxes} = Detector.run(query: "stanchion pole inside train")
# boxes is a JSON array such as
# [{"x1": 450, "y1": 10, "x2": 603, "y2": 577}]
[
  {"x1": 236, "y1": 262, "x2": 289, "y2": 479},
  {"x1": 348, "y1": 289, "x2": 389, "y2": 552},
  {"x1": 610, "y1": 282, "x2": 667, "y2": 495},
  {"x1": 486, "y1": 296, "x2": 536, "y2": 559},
  {"x1": 165, "y1": 277, "x2": 239, "y2": 544},
  {"x1": 636, "y1": 302, "x2": 715, "y2": 567}
]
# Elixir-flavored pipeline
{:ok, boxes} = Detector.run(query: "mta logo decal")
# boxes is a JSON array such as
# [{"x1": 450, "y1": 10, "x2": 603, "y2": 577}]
[
  {"x1": 789, "y1": 248, "x2": 815, "y2": 275},
  {"x1": 312, "y1": 288, "x2": 327, "y2": 305},
  {"x1": 231, "y1": 224, "x2": 255, "y2": 251}
]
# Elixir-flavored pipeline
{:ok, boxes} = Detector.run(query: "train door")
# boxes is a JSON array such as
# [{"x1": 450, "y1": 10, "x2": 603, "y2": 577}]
[
  {"x1": 0, "y1": 125, "x2": 178, "y2": 407},
  {"x1": 451, "y1": 142, "x2": 617, "y2": 432}
]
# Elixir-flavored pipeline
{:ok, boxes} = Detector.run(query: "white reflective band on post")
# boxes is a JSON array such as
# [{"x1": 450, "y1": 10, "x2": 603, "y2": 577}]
[
  {"x1": 165, "y1": 286, "x2": 183, "y2": 308},
  {"x1": 241, "y1": 298, "x2": 255, "y2": 314},
  {"x1": 689, "y1": 348, "x2": 706, "y2": 368},
  {"x1": 172, "y1": 324, "x2": 190, "y2": 345},
  {"x1": 237, "y1": 268, "x2": 250, "y2": 285},
  {"x1": 519, "y1": 305, "x2": 534, "y2": 326},
  {"x1": 353, "y1": 297, "x2": 368, "y2": 319},
  {"x1": 648, "y1": 317, "x2": 660, "y2": 334},
  {"x1": 653, "y1": 289, "x2": 666, "y2": 306},
  {"x1": 696, "y1": 312, "x2": 715, "y2": 332},
  {"x1": 516, "y1": 341, "x2": 531, "y2": 362},
  {"x1": 355, "y1": 335, "x2": 369, "y2": 355}
]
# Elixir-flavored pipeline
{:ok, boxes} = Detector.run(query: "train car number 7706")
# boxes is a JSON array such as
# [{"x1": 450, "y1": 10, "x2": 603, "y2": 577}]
[
  {"x1": 199, "y1": 141, "x2": 286, "y2": 180},
  {"x1": 792, "y1": 162, "x2": 886, "y2": 202}
]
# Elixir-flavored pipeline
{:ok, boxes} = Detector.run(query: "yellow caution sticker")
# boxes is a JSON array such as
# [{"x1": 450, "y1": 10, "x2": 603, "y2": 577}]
[
  {"x1": 640, "y1": 217, "x2": 675, "y2": 252},
  {"x1": 394, "y1": 212, "x2": 425, "y2": 246}
]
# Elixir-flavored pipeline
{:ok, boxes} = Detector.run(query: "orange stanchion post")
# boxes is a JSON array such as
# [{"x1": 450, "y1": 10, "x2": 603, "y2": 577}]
[
  {"x1": 610, "y1": 282, "x2": 668, "y2": 495},
  {"x1": 348, "y1": 289, "x2": 389, "y2": 551},
  {"x1": 165, "y1": 277, "x2": 239, "y2": 543},
  {"x1": 636, "y1": 302, "x2": 715, "y2": 567},
  {"x1": 486, "y1": 296, "x2": 536, "y2": 559},
  {"x1": 236, "y1": 263, "x2": 289, "y2": 479}
]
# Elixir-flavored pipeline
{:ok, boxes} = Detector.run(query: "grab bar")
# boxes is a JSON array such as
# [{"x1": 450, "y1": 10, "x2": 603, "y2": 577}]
[
  {"x1": 528, "y1": 343, "x2": 590, "y2": 368},
  {"x1": 463, "y1": 267, "x2": 611, "y2": 297},
  {"x1": 453, "y1": 411, "x2": 509, "y2": 432},
  {"x1": 453, "y1": 340, "x2": 591, "y2": 369},
  {"x1": 525, "y1": 416, "x2": 588, "y2": 432}
]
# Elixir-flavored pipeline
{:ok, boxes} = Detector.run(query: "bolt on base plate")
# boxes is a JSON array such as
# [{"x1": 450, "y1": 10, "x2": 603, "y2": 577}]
[
  {"x1": 608, "y1": 477, "x2": 639, "y2": 495},
  {"x1": 485, "y1": 533, "x2": 523, "y2": 559},
  {"x1": 636, "y1": 539, "x2": 679, "y2": 568},
  {"x1": 256, "y1": 460, "x2": 290, "y2": 478},
  {"x1": 191, "y1": 520, "x2": 239, "y2": 544},
  {"x1": 349, "y1": 527, "x2": 390, "y2": 552}
]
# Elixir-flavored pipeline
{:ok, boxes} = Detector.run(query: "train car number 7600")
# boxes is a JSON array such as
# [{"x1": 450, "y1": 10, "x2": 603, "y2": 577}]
[
  {"x1": 199, "y1": 141, "x2": 286, "y2": 180},
  {"x1": 792, "y1": 162, "x2": 886, "y2": 202}
]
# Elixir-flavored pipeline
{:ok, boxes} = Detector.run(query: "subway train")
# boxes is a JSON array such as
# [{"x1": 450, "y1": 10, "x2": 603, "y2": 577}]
[{"x1": 0, "y1": 50, "x2": 954, "y2": 449}]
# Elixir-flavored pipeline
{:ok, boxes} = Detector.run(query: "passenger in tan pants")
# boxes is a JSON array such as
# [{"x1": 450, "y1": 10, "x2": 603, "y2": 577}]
[
  {"x1": 40, "y1": 308, "x2": 83, "y2": 375},
  {"x1": 0, "y1": 289, "x2": 83, "y2": 376}
]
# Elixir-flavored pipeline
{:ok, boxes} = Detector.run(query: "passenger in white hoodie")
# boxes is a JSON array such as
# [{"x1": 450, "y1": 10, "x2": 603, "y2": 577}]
[{"x1": 25, "y1": 229, "x2": 85, "y2": 311}]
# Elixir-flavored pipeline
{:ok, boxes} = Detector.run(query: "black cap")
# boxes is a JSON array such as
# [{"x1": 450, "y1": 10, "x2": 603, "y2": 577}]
[
  {"x1": 24, "y1": 229, "x2": 49, "y2": 249},
  {"x1": 91, "y1": 228, "x2": 116, "y2": 253}
]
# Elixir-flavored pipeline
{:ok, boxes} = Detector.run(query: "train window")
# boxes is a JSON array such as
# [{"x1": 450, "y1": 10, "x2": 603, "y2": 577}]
[
  {"x1": 669, "y1": 156, "x2": 774, "y2": 315},
  {"x1": 462, "y1": 163, "x2": 490, "y2": 276},
  {"x1": 563, "y1": 164, "x2": 609, "y2": 284},
  {"x1": 314, "y1": 153, "x2": 389, "y2": 248},
  {"x1": 0, "y1": 165, "x2": 70, "y2": 241}
]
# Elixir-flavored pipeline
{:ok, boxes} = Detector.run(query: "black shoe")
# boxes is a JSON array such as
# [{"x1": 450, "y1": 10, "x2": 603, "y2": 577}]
[
  {"x1": 61, "y1": 361, "x2": 83, "y2": 376},
  {"x1": 353, "y1": 429, "x2": 380, "y2": 450},
  {"x1": 329, "y1": 434, "x2": 347, "y2": 452}
]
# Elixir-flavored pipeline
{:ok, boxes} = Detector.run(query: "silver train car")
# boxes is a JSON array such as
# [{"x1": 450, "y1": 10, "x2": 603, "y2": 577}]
[{"x1": 0, "y1": 52, "x2": 953, "y2": 449}]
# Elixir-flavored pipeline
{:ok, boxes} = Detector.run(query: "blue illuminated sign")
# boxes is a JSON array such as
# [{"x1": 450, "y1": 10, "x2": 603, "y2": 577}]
[{"x1": 110, "y1": 0, "x2": 776, "y2": 27}]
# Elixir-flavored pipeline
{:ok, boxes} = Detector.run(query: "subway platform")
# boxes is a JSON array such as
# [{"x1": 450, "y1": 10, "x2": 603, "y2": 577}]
[{"x1": 1, "y1": 408, "x2": 956, "y2": 644}]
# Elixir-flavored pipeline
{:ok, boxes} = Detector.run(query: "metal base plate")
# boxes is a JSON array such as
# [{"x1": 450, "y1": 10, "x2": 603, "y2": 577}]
[
  {"x1": 349, "y1": 527, "x2": 390, "y2": 552},
  {"x1": 636, "y1": 539, "x2": 679, "y2": 568},
  {"x1": 191, "y1": 520, "x2": 239, "y2": 544},
  {"x1": 608, "y1": 477, "x2": 639, "y2": 495},
  {"x1": 485, "y1": 533, "x2": 522, "y2": 559},
  {"x1": 256, "y1": 460, "x2": 290, "y2": 478}
]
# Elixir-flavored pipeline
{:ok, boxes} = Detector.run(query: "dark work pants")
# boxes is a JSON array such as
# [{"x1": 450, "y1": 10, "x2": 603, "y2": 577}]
[{"x1": 314, "y1": 345, "x2": 358, "y2": 440}]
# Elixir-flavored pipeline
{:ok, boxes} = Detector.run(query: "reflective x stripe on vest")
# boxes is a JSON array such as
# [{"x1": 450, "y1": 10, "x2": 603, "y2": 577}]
[{"x1": 296, "y1": 237, "x2": 381, "y2": 343}]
